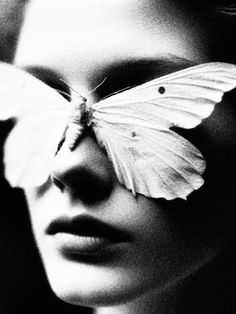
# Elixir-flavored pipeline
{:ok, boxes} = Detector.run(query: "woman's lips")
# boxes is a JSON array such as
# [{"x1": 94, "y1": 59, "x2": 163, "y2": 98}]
[
  {"x1": 46, "y1": 214, "x2": 131, "y2": 255},
  {"x1": 54, "y1": 233, "x2": 117, "y2": 255}
]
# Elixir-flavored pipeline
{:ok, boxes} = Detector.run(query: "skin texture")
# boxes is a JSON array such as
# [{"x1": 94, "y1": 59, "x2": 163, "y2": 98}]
[{"x1": 14, "y1": 0, "x2": 236, "y2": 313}]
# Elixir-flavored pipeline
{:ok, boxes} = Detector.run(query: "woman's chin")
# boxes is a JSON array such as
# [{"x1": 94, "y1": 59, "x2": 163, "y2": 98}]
[{"x1": 46, "y1": 265, "x2": 151, "y2": 308}]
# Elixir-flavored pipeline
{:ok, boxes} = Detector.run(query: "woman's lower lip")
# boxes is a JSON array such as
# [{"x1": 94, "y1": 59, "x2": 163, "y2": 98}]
[{"x1": 54, "y1": 232, "x2": 121, "y2": 255}]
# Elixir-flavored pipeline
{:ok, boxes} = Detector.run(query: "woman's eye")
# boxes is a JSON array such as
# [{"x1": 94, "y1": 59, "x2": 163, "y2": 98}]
[
  {"x1": 93, "y1": 63, "x2": 149, "y2": 100},
  {"x1": 24, "y1": 66, "x2": 71, "y2": 101},
  {"x1": 93, "y1": 58, "x2": 195, "y2": 100}
]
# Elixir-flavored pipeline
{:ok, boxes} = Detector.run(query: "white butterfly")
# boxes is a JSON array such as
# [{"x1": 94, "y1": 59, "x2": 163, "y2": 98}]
[{"x1": 0, "y1": 62, "x2": 236, "y2": 200}]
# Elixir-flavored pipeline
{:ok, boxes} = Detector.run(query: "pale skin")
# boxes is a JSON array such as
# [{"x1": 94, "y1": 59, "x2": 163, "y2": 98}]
[{"x1": 14, "y1": 0, "x2": 236, "y2": 313}]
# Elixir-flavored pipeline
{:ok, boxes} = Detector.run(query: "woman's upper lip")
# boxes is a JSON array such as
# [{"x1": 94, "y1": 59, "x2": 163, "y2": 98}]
[{"x1": 46, "y1": 214, "x2": 131, "y2": 242}]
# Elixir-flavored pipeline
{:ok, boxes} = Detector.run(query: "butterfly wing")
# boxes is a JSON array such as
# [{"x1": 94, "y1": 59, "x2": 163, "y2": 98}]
[
  {"x1": 0, "y1": 62, "x2": 70, "y2": 188},
  {"x1": 94, "y1": 123, "x2": 205, "y2": 200},
  {"x1": 92, "y1": 62, "x2": 236, "y2": 200}
]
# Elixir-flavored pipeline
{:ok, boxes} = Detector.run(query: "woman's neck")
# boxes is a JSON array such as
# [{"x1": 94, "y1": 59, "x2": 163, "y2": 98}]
[{"x1": 94, "y1": 246, "x2": 236, "y2": 314}]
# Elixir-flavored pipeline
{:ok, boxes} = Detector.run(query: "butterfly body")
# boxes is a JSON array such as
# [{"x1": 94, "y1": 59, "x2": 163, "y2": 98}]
[
  {"x1": 1, "y1": 62, "x2": 236, "y2": 200},
  {"x1": 65, "y1": 96, "x2": 95, "y2": 150}
]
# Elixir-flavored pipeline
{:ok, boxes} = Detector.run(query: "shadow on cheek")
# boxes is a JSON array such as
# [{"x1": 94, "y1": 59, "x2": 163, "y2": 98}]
[{"x1": 154, "y1": 91, "x2": 236, "y2": 234}]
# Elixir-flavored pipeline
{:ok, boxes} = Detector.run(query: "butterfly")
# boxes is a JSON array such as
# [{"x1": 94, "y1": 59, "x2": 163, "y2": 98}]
[{"x1": 0, "y1": 62, "x2": 236, "y2": 200}]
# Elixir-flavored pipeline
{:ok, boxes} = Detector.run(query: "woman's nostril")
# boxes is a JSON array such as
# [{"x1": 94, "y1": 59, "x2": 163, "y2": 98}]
[
  {"x1": 50, "y1": 168, "x2": 114, "y2": 203},
  {"x1": 70, "y1": 177, "x2": 113, "y2": 204},
  {"x1": 50, "y1": 135, "x2": 115, "y2": 202}
]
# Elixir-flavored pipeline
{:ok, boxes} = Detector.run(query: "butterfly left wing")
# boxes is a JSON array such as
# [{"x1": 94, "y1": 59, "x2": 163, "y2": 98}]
[
  {"x1": 4, "y1": 109, "x2": 69, "y2": 188},
  {"x1": 0, "y1": 62, "x2": 70, "y2": 188},
  {"x1": 92, "y1": 62, "x2": 236, "y2": 200}
]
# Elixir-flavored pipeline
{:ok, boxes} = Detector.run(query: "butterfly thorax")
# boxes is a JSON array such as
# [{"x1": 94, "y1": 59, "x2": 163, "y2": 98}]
[
  {"x1": 65, "y1": 97, "x2": 94, "y2": 150},
  {"x1": 69, "y1": 97, "x2": 93, "y2": 127},
  {"x1": 80, "y1": 101, "x2": 94, "y2": 128}
]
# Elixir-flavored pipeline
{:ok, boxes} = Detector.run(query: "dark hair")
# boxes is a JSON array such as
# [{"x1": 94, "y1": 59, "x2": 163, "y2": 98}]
[
  {"x1": 204, "y1": 3, "x2": 236, "y2": 63},
  {"x1": 0, "y1": 0, "x2": 28, "y2": 62},
  {"x1": 176, "y1": 1, "x2": 236, "y2": 63}
]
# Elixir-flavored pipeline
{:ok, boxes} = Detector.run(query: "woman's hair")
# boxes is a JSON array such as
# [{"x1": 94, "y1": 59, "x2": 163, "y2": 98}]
[
  {"x1": 204, "y1": 3, "x2": 236, "y2": 63},
  {"x1": 0, "y1": 0, "x2": 28, "y2": 62},
  {"x1": 171, "y1": 1, "x2": 236, "y2": 63}
]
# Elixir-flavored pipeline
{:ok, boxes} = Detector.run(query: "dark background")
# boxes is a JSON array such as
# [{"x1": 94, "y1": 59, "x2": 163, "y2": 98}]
[{"x1": 1, "y1": 1, "x2": 236, "y2": 313}]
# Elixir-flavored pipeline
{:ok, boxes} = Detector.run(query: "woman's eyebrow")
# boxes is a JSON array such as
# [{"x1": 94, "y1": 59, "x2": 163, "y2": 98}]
[{"x1": 21, "y1": 56, "x2": 196, "y2": 99}]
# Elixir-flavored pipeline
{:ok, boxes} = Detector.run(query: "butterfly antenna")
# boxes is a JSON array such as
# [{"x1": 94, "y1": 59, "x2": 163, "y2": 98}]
[
  {"x1": 101, "y1": 85, "x2": 135, "y2": 100},
  {"x1": 55, "y1": 89, "x2": 72, "y2": 100},
  {"x1": 59, "y1": 79, "x2": 85, "y2": 99},
  {"x1": 88, "y1": 77, "x2": 107, "y2": 95},
  {"x1": 59, "y1": 77, "x2": 107, "y2": 100}
]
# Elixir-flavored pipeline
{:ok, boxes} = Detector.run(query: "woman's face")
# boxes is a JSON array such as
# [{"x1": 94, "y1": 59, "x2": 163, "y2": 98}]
[{"x1": 14, "y1": 0, "x2": 236, "y2": 308}]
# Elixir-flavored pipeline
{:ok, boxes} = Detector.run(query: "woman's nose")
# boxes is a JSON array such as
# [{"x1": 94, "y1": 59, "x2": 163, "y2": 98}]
[{"x1": 50, "y1": 135, "x2": 115, "y2": 203}]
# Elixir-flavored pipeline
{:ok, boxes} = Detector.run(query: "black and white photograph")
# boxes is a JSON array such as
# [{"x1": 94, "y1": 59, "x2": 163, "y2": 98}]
[{"x1": 1, "y1": 1, "x2": 236, "y2": 313}]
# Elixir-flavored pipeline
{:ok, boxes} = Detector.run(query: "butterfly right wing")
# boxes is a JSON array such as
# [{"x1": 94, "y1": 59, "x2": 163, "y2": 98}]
[
  {"x1": 91, "y1": 62, "x2": 236, "y2": 200},
  {"x1": 93, "y1": 62, "x2": 236, "y2": 129},
  {"x1": 0, "y1": 62, "x2": 70, "y2": 188}
]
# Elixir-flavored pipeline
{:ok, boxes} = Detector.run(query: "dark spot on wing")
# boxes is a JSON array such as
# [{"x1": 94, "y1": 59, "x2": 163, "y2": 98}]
[{"x1": 158, "y1": 86, "x2": 165, "y2": 94}]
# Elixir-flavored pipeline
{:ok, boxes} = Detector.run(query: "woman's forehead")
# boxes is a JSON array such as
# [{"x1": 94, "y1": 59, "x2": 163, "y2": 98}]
[{"x1": 15, "y1": 0, "x2": 209, "y2": 82}]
